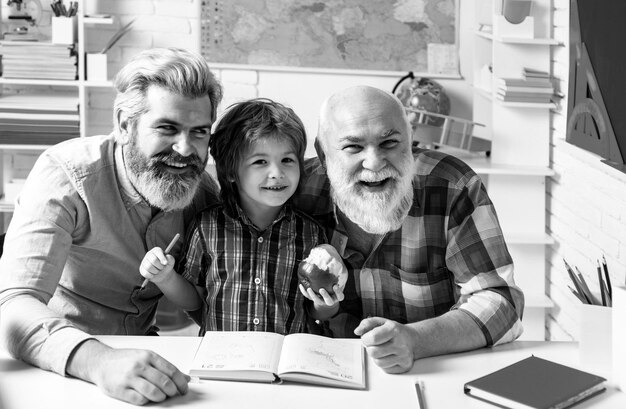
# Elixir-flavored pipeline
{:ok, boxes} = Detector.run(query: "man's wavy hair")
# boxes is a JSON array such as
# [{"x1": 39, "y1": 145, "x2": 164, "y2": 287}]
[
  {"x1": 112, "y1": 47, "x2": 223, "y2": 138},
  {"x1": 209, "y1": 98, "x2": 307, "y2": 210}
]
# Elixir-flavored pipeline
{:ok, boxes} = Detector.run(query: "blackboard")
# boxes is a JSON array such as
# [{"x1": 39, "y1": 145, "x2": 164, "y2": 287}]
[{"x1": 568, "y1": 0, "x2": 626, "y2": 165}]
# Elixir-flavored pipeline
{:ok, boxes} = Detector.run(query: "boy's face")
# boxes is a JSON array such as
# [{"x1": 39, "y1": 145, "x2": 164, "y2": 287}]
[{"x1": 236, "y1": 137, "x2": 300, "y2": 219}]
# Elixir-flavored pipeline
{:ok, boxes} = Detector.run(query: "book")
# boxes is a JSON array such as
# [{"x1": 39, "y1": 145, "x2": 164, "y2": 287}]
[
  {"x1": 495, "y1": 94, "x2": 552, "y2": 103},
  {"x1": 189, "y1": 331, "x2": 366, "y2": 390},
  {"x1": 496, "y1": 86, "x2": 554, "y2": 94},
  {"x1": 496, "y1": 77, "x2": 553, "y2": 88},
  {"x1": 464, "y1": 355, "x2": 606, "y2": 409},
  {"x1": 496, "y1": 90, "x2": 553, "y2": 99},
  {"x1": 523, "y1": 68, "x2": 550, "y2": 79}
]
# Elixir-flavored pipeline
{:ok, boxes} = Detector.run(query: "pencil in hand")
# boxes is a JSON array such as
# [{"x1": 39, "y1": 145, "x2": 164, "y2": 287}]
[{"x1": 140, "y1": 233, "x2": 180, "y2": 289}]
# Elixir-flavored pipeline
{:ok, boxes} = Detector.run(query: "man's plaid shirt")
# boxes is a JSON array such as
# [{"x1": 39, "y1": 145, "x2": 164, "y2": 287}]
[{"x1": 295, "y1": 148, "x2": 524, "y2": 345}]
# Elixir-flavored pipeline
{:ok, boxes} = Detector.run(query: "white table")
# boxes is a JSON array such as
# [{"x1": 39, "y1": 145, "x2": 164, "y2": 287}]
[{"x1": 0, "y1": 337, "x2": 624, "y2": 408}]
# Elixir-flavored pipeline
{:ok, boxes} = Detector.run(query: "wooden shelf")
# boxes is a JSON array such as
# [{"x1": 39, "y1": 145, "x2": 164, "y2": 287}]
[
  {"x1": 471, "y1": 1, "x2": 556, "y2": 340},
  {"x1": 83, "y1": 16, "x2": 114, "y2": 25},
  {"x1": 0, "y1": 200, "x2": 14, "y2": 212},
  {"x1": 437, "y1": 149, "x2": 554, "y2": 176},
  {"x1": 473, "y1": 86, "x2": 556, "y2": 109},
  {"x1": 496, "y1": 100, "x2": 557, "y2": 109},
  {"x1": 83, "y1": 80, "x2": 114, "y2": 88},
  {"x1": 525, "y1": 294, "x2": 555, "y2": 309},
  {"x1": 0, "y1": 78, "x2": 79, "y2": 87},
  {"x1": 505, "y1": 232, "x2": 554, "y2": 245},
  {"x1": 474, "y1": 30, "x2": 561, "y2": 45},
  {"x1": 0, "y1": 144, "x2": 51, "y2": 150}
]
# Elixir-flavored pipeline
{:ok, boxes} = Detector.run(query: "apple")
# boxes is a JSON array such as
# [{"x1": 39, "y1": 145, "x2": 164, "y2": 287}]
[
  {"x1": 298, "y1": 260, "x2": 339, "y2": 295},
  {"x1": 298, "y1": 245, "x2": 347, "y2": 297}
]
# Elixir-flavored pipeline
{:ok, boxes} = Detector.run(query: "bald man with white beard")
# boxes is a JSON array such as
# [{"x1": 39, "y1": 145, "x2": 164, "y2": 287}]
[{"x1": 295, "y1": 85, "x2": 524, "y2": 374}]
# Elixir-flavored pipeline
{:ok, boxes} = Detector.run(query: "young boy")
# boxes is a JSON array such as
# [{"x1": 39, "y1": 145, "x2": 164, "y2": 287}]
[{"x1": 140, "y1": 99, "x2": 346, "y2": 335}]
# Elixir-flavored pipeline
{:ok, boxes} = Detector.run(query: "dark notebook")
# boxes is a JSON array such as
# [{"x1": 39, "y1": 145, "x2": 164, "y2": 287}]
[{"x1": 464, "y1": 355, "x2": 606, "y2": 409}]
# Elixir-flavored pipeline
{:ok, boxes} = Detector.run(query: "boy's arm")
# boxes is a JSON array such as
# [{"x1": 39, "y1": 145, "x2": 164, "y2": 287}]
[
  {"x1": 140, "y1": 248, "x2": 202, "y2": 311},
  {"x1": 154, "y1": 271, "x2": 202, "y2": 311}
]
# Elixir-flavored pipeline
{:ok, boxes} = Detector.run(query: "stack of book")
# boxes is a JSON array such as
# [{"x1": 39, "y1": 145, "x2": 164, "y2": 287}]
[
  {"x1": 495, "y1": 69, "x2": 554, "y2": 103},
  {"x1": 0, "y1": 93, "x2": 80, "y2": 145},
  {"x1": 522, "y1": 68, "x2": 551, "y2": 81},
  {"x1": 0, "y1": 41, "x2": 77, "y2": 80}
]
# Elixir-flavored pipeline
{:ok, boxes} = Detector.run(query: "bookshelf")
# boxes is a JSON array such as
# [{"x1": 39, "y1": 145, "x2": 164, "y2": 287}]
[
  {"x1": 0, "y1": 0, "x2": 114, "y2": 226},
  {"x1": 470, "y1": 0, "x2": 559, "y2": 340}
]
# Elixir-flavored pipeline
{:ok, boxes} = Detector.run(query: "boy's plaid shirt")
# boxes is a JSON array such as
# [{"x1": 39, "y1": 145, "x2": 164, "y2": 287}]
[{"x1": 180, "y1": 203, "x2": 326, "y2": 335}]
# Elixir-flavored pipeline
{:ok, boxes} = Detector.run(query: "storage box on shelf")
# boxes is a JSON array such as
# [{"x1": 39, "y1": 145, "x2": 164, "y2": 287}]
[
  {"x1": 470, "y1": 0, "x2": 560, "y2": 340},
  {"x1": 0, "y1": 0, "x2": 114, "y2": 229}
]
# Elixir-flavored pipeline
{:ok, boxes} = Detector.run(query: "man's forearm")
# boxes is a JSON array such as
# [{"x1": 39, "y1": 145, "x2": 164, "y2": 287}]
[
  {"x1": 0, "y1": 294, "x2": 93, "y2": 375},
  {"x1": 408, "y1": 309, "x2": 486, "y2": 359}
]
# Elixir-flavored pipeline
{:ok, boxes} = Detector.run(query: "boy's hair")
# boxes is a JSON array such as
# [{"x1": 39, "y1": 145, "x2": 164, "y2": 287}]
[{"x1": 209, "y1": 98, "x2": 307, "y2": 210}]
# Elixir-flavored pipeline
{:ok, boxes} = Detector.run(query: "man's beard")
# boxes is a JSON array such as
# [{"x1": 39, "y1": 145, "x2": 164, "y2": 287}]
[
  {"x1": 327, "y1": 156, "x2": 414, "y2": 235},
  {"x1": 124, "y1": 138, "x2": 206, "y2": 212}
]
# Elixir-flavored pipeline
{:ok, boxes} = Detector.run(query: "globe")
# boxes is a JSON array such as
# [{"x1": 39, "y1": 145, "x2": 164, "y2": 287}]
[{"x1": 394, "y1": 77, "x2": 451, "y2": 127}]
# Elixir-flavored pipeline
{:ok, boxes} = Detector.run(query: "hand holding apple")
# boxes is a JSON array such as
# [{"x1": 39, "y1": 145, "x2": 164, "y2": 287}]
[
  {"x1": 298, "y1": 244, "x2": 347, "y2": 294},
  {"x1": 298, "y1": 244, "x2": 348, "y2": 314}
]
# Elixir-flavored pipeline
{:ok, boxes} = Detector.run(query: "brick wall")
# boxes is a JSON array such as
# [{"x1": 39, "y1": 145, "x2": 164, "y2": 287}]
[
  {"x1": 81, "y1": 0, "x2": 474, "y2": 157},
  {"x1": 547, "y1": 0, "x2": 626, "y2": 340}
]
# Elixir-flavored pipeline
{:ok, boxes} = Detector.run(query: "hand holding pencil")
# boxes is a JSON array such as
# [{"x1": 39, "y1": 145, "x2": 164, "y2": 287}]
[{"x1": 140, "y1": 233, "x2": 180, "y2": 289}]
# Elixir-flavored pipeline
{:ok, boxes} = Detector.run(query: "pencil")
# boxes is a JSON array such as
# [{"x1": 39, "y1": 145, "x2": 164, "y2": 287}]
[
  {"x1": 140, "y1": 233, "x2": 180, "y2": 289},
  {"x1": 575, "y1": 267, "x2": 599, "y2": 305},
  {"x1": 415, "y1": 380, "x2": 427, "y2": 409},
  {"x1": 602, "y1": 255, "x2": 612, "y2": 299},
  {"x1": 597, "y1": 261, "x2": 607, "y2": 307},
  {"x1": 564, "y1": 259, "x2": 590, "y2": 304},
  {"x1": 568, "y1": 285, "x2": 586, "y2": 304}
]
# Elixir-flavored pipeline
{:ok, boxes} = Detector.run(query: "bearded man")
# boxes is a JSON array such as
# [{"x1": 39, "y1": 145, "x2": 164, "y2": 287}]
[
  {"x1": 0, "y1": 48, "x2": 222, "y2": 405},
  {"x1": 296, "y1": 85, "x2": 524, "y2": 374}
]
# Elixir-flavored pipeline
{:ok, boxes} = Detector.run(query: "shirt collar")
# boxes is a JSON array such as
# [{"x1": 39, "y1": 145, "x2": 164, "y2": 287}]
[{"x1": 230, "y1": 201, "x2": 293, "y2": 231}]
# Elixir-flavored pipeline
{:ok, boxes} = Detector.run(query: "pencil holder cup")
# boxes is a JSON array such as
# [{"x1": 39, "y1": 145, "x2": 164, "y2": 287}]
[
  {"x1": 578, "y1": 304, "x2": 612, "y2": 374},
  {"x1": 494, "y1": 0, "x2": 534, "y2": 38},
  {"x1": 86, "y1": 53, "x2": 108, "y2": 81},
  {"x1": 51, "y1": 16, "x2": 77, "y2": 44},
  {"x1": 613, "y1": 286, "x2": 626, "y2": 390}
]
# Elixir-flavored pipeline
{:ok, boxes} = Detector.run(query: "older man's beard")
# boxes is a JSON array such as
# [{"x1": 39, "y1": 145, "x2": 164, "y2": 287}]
[
  {"x1": 124, "y1": 138, "x2": 207, "y2": 212},
  {"x1": 327, "y1": 157, "x2": 415, "y2": 235}
]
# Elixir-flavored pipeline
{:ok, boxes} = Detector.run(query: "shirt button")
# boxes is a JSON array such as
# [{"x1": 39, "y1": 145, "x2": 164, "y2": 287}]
[
  {"x1": 254, "y1": 277, "x2": 261, "y2": 285},
  {"x1": 258, "y1": 237, "x2": 264, "y2": 243},
  {"x1": 253, "y1": 318, "x2": 260, "y2": 325}
]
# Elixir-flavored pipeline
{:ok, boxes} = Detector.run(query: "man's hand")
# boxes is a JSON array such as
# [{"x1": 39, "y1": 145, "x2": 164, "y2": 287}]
[
  {"x1": 67, "y1": 340, "x2": 190, "y2": 405},
  {"x1": 139, "y1": 247, "x2": 175, "y2": 285},
  {"x1": 354, "y1": 317, "x2": 417, "y2": 374}
]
